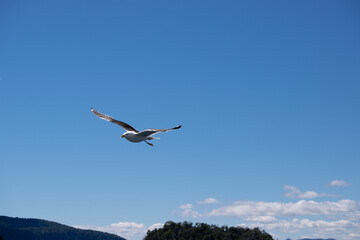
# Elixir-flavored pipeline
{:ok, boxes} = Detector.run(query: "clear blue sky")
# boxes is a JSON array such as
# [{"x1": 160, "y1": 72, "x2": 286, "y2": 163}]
[{"x1": 1, "y1": 1, "x2": 359, "y2": 240}]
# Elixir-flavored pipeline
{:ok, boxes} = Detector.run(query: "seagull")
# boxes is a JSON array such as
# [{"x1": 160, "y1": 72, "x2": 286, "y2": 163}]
[{"x1": 91, "y1": 108, "x2": 181, "y2": 146}]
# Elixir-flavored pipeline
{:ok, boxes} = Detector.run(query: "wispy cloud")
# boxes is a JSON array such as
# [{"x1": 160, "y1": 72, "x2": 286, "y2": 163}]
[
  {"x1": 283, "y1": 185, "x2": 339, "y2": 199},
  {"x1": 179, "y1": 203, "x2": 202, "y2": 218},
  {"x1": 206, "y1": 199, "x2": 357, "y2": 218},
  {"x1": 239, "y1": 218, "x2": 360, "y2": 239},
  {"x1": 148, "y1": 223, "x2": 164, "y2": 231},
  {"x1": 244, "y1": 216, "x2": 277, "y2": 223},
  {"x1": 198, "y1": 197, "x2": 219, "y2": 205},
  {"x1": 74, "y1": 221, "x2": 163, "y2": 240},
  {"x1": 177, "y1": 190, "x2": 360, "y2": 240},
  {"x1": 178, "y1": 199, "x2": 358, "y2": 219},
  {"x1": 329, "y1": 179, "x2": 351, "y2": 187}
]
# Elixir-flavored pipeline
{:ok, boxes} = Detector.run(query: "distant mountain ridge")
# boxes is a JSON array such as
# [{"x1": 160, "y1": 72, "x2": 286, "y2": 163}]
[
  {"x1": 0, "y1": 216, "x2": 126, "y2": 240},
  {"x1": 286, "y1": 238, "x2": 336, "y2": 240},
  {"x1": 299, "y1": 239, "x2": 336, "y2": 240}
]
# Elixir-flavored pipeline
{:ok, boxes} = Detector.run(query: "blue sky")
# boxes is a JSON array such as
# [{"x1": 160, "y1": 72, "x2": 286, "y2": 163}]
[{"x1": 1, "y1": 1, "x2": 359, "y2": 239}]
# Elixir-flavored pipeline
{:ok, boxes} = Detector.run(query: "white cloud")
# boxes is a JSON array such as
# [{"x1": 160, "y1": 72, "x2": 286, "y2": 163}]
[
  {"x1": 74, "y1": 221, "x2": 151, "y2": 240},
  {"x1": 179, "y1": 199, "x2": 358, "y2": 219},
  {"x1": 347, "y1": 208, "x2": 360, "y2": 221},
  {"x1": 179, "y1": 203, "x2": 202, "y2": 218},
  {"x1": 240, "y1": 218, "x2": 358, "y2": 231},
  {"x1": 329, "y1": 179, "x2": 351, "y2": 187},
  {"x1": 284, "y1": 185, "x2": 339, "y2": 199},
  {"x1": 176, "y1": 188, "x2": 360, "y2": 240},
  {"x1": 239, "y1": 218, "x2": 360, "y2": 240},
  {"x1": 177, "y1": 197, "x2": 360, "y2": 240},
  {"x1": 148, "y1": 223, "x2": 164, "y2": 231},
  {"x1": 349, "y1": 233, "x2": 360, "y2": 239},
  {"x1": 244, "y1": 216, "x2": 277, "y2": 223},
  {"x1": 179, "y1": 203, "x2": 194, "y2": 209},
  {"x1": 206, "y1": 199, "x2": 357, "y2": 218},
  {"x1": 198, "y1": 197, "x2": 219, "y2": 205}
]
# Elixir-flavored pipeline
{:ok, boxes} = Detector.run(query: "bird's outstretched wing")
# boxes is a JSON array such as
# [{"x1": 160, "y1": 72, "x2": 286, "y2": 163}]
[
  {"x1": 91, "y1": 108, "x2": 138, "y2": 132},
  {"x1": 137, "y1": 125, "x2": 181, "y2": 137}
]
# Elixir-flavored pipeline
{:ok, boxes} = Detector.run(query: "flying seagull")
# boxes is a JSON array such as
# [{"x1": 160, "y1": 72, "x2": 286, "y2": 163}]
[{"x1": 91, "y1": 108, "x2": 181, "y2": 146}]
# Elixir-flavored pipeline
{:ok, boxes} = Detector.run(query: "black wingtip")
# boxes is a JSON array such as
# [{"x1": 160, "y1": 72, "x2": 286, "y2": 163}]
[{"x1": 174, "y1": 125, "x2": 182, "y2": 129}]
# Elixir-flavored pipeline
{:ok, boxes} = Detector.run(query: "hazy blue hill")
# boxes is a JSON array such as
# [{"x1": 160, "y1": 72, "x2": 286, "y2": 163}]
[
  {"x1": 299, "y1": 238, "x2": 336, "y2": 240},
  {"x1": 0, "y1": 216, "x2": 125, "y2": 240},
  {"x1": 286, "y1": 238, "x2": 336, "y2": 240}
]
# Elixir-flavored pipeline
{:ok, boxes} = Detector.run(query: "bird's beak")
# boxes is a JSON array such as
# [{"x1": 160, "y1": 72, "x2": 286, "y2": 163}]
[{"x1": 121, "y1": 135, "x2": 124, "y2": 138}]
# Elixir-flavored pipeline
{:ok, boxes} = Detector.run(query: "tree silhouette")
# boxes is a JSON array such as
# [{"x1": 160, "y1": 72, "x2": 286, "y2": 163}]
[{"x1": 144, "y1": 221, "x2": 273, "y2": 240}]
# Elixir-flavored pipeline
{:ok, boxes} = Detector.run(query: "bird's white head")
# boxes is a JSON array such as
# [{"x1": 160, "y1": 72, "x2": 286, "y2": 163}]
[{"x1": 121, "y1": 131, "x2": 138, "y2": 142}]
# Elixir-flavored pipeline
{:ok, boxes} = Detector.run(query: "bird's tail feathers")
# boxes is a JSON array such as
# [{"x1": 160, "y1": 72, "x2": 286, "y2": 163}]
[{"x1": 148, "y1": 136, "x2": 160, "y2": 140}]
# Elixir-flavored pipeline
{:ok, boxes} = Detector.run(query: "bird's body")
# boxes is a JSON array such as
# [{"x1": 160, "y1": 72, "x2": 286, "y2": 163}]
[
  {"x1": 91, "y1": 108, "x2": 181, "y2": 146},
  {"x1": 121, "y1": 131, "x2": 156, "y2": 143},
  {"x1": 122, "y1": 131, "x2": 144, "y2": 142}
]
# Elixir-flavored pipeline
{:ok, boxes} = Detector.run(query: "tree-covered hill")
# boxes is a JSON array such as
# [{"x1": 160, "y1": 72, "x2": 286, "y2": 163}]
[
  {"x1": 0, "y1": 216, "x2": 125, "y2": 240},
  {"x1": 145, "y1": 221, "x2": 273, "y2": 240}
]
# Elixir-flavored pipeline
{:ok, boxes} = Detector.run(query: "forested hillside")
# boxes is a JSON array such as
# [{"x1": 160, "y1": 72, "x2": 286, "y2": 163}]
[
  {"x1": 145, "y1": 221, "x2": 273, "y2": 240},
  {"x1": 0, "y1": 216, "x2": 125, "y2": 240}
]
